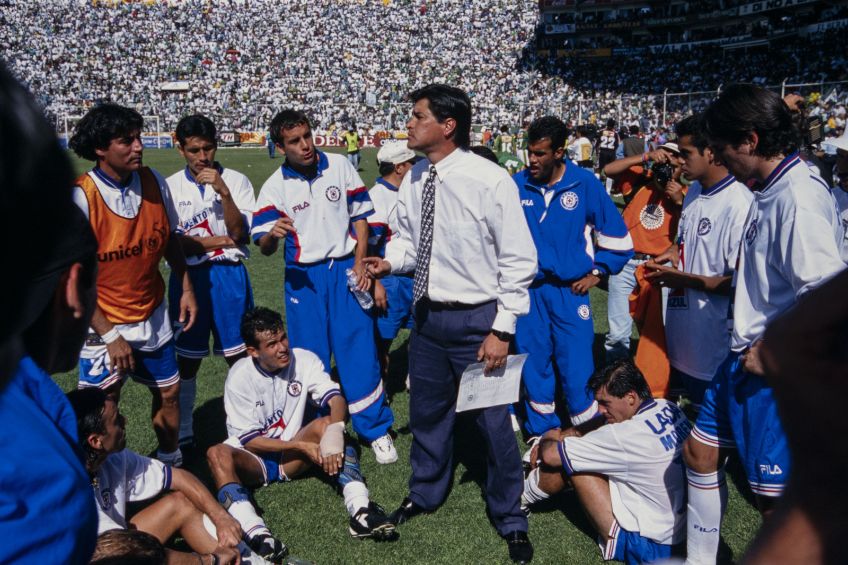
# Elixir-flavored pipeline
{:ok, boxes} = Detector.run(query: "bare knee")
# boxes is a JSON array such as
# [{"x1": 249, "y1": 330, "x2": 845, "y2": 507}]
[
  {"x1": 206, "y1": 444, "x2": 233, "y2": 471},
  {"x1": 683, "y1": 437, "x2": 720, "y2": 473}
]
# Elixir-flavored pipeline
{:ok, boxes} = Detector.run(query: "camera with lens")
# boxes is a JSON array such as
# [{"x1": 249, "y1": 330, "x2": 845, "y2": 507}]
[{"x1": 650, "y1": 161, "x2": 675, "y2": 187}]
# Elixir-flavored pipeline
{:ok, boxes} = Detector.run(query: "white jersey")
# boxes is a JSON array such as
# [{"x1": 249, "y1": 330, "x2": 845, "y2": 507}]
[
  {"x1": 93, "y1": 449, "x2": 171, "y2": 534},
  {"x1": 666, "y1": 177, "x2": 753, "y2": 380},
  {"x1": 559, "y1": 399, "x2": 690, "y2": 545},
  {"x1": 223, "y1": 350, "x2": 342, "y2": 446},
  {"x1": 250, "y1": 151, "x2": 373, "y2": 264},
  {"x1": 731, "y1": 154, "x2": 845, "y2": 350},
  {"x1": 166, "y1": 165, "x2": 256, "y2": 266},
  {"x1": 833, "y1": 187, "x2": 848, "y2": 263},
  {"x1": 73, "y1": 168, "x2": 177, "y2": 353},
  {"x1": 367, "y1": 177, "x2": 400, "y2": 256},
  {"x1": 567, "y1": 136, "x2": 593, "y2": 164}
]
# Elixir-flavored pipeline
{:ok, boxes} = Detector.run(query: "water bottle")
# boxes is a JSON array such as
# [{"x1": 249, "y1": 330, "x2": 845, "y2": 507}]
[{"x1": 346, "y1": 268, "x2": 374, "y2": 310}]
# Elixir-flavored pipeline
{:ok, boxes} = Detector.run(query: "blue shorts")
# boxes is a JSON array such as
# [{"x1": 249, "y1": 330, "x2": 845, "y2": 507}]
[
  {"x1": 376, "y1": 274, "x2": 414, "y2": 340},
  {"x1": 692, "y1": 351, "x2": 790, "y2": 497},
  {"x1": 601, "y1": 522, "x2": 679, "y2": 564},
  {"x1": 242, "y1": 449, "x2": 291, "y2": 485},
  {"x1": 78, "y1": 340, "x2": 180, "y2": 389},
  {"x1": 168, "y1": 261, "x2": 254, "y2": 359}
]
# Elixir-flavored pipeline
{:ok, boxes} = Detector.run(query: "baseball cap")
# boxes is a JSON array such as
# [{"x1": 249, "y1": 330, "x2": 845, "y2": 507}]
[
  {"x1": 658, "y1": 142, "x2": 680, "y2": 155},
  {"x1": 377, "y1": 141, "x2": 417, "y2": 164},
  {"x1": 824, "y1": 128, "x2": 848, "y2": 152}
]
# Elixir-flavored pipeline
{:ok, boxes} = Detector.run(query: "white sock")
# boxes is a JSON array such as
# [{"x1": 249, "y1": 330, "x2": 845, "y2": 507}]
[
  {"x1": 523, "y1": 467, "x2": 551, "y2": 506},
  {"x1": 178, "y1": 377, "x2": 197, "y2": 442},
  {"x1": 342, "y1": 481, "x2": 370, "y2": 517},
  {"x1": 229, "y1": 499, "x2": 269, "y2": 539},
  {"x1": 685, "y1": 468, "x2": 727, "y2": 565},
  {"x1": 202, "y1": 513, "x2": 217, "y2": 538}
]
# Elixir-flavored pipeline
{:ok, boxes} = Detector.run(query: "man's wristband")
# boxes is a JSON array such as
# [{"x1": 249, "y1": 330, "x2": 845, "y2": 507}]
[
  {"x1": 490, "y1": 329, "x2": 513, "y2": 342},
  {"x1": 101, "y1": 328, "x2": 121, "y2": 345}
]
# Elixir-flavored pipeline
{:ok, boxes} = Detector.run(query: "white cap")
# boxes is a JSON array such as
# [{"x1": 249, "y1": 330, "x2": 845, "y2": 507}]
[
  {"x1": 377, "y1": 141, "x2": 417, "y2": 164},
  {"x1": 658, "y1": 142, "x2": 680, "y2": 155},
  {"x1": 824, "y1": 128, "x2": 848, "y2": 152}
]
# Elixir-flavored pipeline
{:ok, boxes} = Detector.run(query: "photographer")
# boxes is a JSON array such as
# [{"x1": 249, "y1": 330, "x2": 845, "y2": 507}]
[{"x1": 601, "y1": 144, "x2": 684, "y2": 363}]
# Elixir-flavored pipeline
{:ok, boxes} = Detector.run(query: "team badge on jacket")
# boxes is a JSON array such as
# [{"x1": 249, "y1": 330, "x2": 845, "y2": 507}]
[
  {"x1": 325, "y1": 186, "x2": 341, "y2": 202},
  {"x1": 287, "y1": 381, "x2": 303, "y2": 396},
  {"x1": 577, "y1": 304, "x2": 591, "y2": 320},
  {"x1": 560, "y1": 191, "x2": 579, "y2": 211},
  {"x1": 745, "y1": 218, "x2": 759, "y2": 245},
  {"x1": 697, "y1": 217, "x2": 712, "y2": 236}
]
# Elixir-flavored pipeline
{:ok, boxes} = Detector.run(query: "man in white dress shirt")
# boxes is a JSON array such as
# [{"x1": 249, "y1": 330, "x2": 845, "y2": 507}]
[{"x1": 364, "y1": 83, "x2": 538, "y2": 564}]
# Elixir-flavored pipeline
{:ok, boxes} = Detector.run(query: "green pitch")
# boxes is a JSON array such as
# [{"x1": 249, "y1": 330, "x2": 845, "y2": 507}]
[{"x1": 58, "y1": 147, "x2": 759, "y2": 564}]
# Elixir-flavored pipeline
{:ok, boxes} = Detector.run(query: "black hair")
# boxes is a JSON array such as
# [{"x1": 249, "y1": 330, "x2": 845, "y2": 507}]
[
  {"x1": 91, "y1": 529, "x2": 166, "y2": 565},
  {"x1": 68, "y1": 103, "x2": 144, "y2": 161},
  {"x1": 378, "y1": 161, "x2": 396, "y2": 176},
  {"x1": 675, "y1": 113, "x2": 709, "y2": 154},
  {"x1": 409, "y1": 84, "x2": 471, "y2": 148},
  {"x1": 587, "y1": 359, "x2": 652, "y2": 401},
  {"x1": 469, "y1": 145, "x2": 499, "y2": 164},
  {"x1": 606, "y1": 118, "x2": 616, "y2": 129},
  {"x1": 703, "y1": 84, "x2": 799, "y2": 159},
  {"x1": 527, "y1": 116, "x2": 568, "y2": 150},
  {"x1": 629, "y1": 125, "x2": 640, "y2": 135},
  {"x1": 66, "y1": 388, "x2": 108, "y2": 464},
  {"x1": 241, "y1": 307, "x2": 286, "y2": 348},
  {"x1": 269, "y1": 109, "x2": 311, "y2": 147},
  {"x1": 175, "y1": 114, "x2": 217, "y2": 146}
]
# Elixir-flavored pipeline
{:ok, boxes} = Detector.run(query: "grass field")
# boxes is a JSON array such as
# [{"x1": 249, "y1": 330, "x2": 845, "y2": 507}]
[{"x1": 58, "y1": 146, "x2": 759, "y2": 564}]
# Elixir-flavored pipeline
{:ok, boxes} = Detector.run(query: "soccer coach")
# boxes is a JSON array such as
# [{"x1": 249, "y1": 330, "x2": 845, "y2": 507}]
[{"x1": 364, "y1": 83, "x2": 537, "y2": 564}]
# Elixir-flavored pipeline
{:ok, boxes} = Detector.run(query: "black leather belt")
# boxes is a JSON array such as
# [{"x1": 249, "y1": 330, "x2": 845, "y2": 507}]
[{"x1": 632, "y1": 252, "x2": 654, "y2": 260}]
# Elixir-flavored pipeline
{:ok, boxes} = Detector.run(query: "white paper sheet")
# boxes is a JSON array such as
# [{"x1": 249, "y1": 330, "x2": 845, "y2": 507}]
[{"x1": 455, "y1": 354, "x2": 528, "y2": 412}]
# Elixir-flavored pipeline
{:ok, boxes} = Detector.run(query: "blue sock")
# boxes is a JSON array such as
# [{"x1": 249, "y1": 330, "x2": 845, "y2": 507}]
[
  {"x1": 217, "y1": 482, "x2": 251, "y2": 509},
  {"x1": 338, "y1": 444, "x2": 364, "y2": 489}
]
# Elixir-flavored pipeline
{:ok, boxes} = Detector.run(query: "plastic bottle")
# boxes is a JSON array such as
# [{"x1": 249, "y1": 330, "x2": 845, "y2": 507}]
[{"x1": 345, "y1": 268, "x2": 374, "y2": 310}]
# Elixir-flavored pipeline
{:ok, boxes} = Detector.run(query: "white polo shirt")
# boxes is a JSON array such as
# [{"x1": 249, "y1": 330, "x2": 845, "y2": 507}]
[
  {"x1": 367, "y1": 177, "x2": 400, "y2": 257},
  {"x1": 223, "y1": 350, "x2": 342, "y2": 446},
  {"x1": 250, "y1": 151, "x2": 373, "y2": 264},
  {"x1": 833, "y1": 187, "x2": 848, "y2": 263},
  {"x1": 731, "y1": 154, "x2": 845, "y2": 351},
  {"x1": 666, "y1": 176, "x2": 753, "y2": 380},
  {"x1": 166, "y1": 165, "x2": 256, "y2": 266},
  {"x1": 559, "y1": 399, "x2": 690, "y2": 545}
]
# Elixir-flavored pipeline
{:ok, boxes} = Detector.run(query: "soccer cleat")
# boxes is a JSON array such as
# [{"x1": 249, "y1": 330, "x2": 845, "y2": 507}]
[
  {"x1": 246, "y1": 532, "x2": 289, "y2": 564},
  {"x1": 521, "y1": 436, "x2": 541, "y2": 471},
  {"x1": 371, "y1": 433, "x2": 398, "y2": 464},
  {"x1": 349, "y1": 502, "x2": 398, "y2": 540}
]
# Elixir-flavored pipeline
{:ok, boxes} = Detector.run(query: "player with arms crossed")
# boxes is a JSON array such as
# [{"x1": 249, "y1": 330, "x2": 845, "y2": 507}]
[
  {"x1": 166, "y1": 114, "x2": 257, "y2": 449},
  {"x1": 683, "y1": 85, "x2": 846, "y2": 564},
  {"x1": 205, "y1": 308, "x2": 396, "y2": 563},
  {"x1": 69, "y1": 104, "x2": 197, "y2": 468}
]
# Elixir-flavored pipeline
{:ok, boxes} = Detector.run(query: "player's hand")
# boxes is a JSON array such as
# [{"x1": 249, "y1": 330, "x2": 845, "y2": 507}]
[
  {"x1": 269, "y1": 217, "x2": 296, "y2": 239},
  {"x1": 179, "y1": 287, "x2": 198, "y2": 332},
  {"x1": 647, "y1": 149, "x2": 671, "y2": 164},
  {"x1": 352, "y1": 260, "x2": 372, "y2": 292},
  {"x1": 211, "y1": 544, "x2": 241, "y2": 565},
  {"x1": 477, "y1": 333, "x2": 509, "y2": 374},
  {"x1": 373, "y1": 280, "x2": 388, "y2": 312},
  {"x1": 644, "y1": 262, "x2": 689, "y2": 289},
  {"x1": 783, "y1": 93, "x2": 805, "y2": 113},
  {"x1": 570, "y1": 273, "x2": 600, "y2": 295},
  {"x1": 664, "y1": 179, "x2": 685, "y2": 205},
  {"x1": 195, "y1": 167, "x2": 229, "y2": 197},
  {"x1": 741, "y1": 340, "x2": 767, "y2": 376},
  {"x1": 362, "y1": 256, "x2": 391, "y2": 279},
  {"x1": 299, "y1": 441, "x2": 323, "y2": 466},
  {"x1": 210, "y1": 510, "x2": 243, "y2": 549},
  {"x1": 106, "y1": 335, "x2": 135, "y2": 375},
  {"x1": 652, "y1": 244, "x2": 680, "y2": 268},
  {"x1": 321, "y1": 451, "x2": 344, "y2": 476},
  {"x1": 529, "y1": 428, "x2": 561, "y2": 470}
]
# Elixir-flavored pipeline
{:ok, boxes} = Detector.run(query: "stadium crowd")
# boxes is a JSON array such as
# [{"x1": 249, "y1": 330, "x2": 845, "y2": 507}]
[{"x1": 3, "y1": 0, "x2": 848, "y2": 134}]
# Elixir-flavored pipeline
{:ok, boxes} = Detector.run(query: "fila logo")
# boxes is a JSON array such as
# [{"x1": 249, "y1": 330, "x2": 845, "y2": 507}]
[
  {"x1": 521, "y1": 199, "x2": 534, "y2": 207},
  {"x1": 292, "y1": 201, "x2": 310, "y2": 213},
  {"x1": 255, "y1": 400, "x2": 265, "y2": 407},
  {"x1": 759, "y1": 464, "x2": 783, "y2": 475}
]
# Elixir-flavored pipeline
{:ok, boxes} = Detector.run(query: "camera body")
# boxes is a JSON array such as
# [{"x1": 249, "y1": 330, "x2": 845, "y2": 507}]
[{"x1": 650, "y1": 161, "x2": 675, "y2": 186}]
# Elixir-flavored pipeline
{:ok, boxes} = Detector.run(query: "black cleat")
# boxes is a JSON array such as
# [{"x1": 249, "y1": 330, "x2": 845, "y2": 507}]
[
  {"x1": 349, "y1": 502, "x2": 398, "y2": 541},
  {"x1": 388, "y1": 496, "x2": 428, "y2": 526},
  {"x1": 247, "y1": 532, "x2": 289, "y2": 564},
  {"x1": 504, "y1": 530, "x2": 533, "y2": 564}
]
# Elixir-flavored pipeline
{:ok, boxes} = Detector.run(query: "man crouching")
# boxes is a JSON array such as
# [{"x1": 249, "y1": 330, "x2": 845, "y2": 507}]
[
  {"x1": 206, "y1": 307, "x2": 396, "y2": 563},
  {"x1": 523, "y1": 360, "x2": 689, "y2": 564}
]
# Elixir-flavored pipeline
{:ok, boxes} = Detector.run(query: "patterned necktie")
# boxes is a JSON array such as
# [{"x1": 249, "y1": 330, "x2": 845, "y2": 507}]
[{"x1": 412, "y1": 166, "x2": 438, "y2": 304}]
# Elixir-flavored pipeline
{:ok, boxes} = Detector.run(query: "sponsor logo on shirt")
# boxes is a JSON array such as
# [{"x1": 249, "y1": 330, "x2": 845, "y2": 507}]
[
  {"x1": 325, "y1": 186, "x2": 341, "y2": 202},
  {"x1": 745, "y1": 218, "x2": 759, "y2": 245},
  {"x1": 639, "y1": 203, "x2": 665, "y2": 230},
  {"x1": 560, "y1": 191, "x2": 579, "y2": 211},
  {"x1": 292, "y1": 201, "x2": 310, "y2": 213},
  {"x1": 697, "y1": 217, "x2": 712, "y2": 236},
  {"x1": 97, "y1": 223, "x2": 168, "y2": 263},
  {"x1": 287, "y1": 381, "x2": 302, "y2": 397},
  {"x1": 520, "y1": 199, "x2": 534, "y2": 207},
  {"x1": 577, "y1": 304, "x2": 591, "y2": 320},
  {"x1": 759, "y1": 464, "x2": 783, "y2": 476}
]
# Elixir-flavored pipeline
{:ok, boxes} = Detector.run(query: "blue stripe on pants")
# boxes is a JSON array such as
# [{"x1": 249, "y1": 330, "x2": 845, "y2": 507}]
[
  {"x1": 407, "y1": 299, "x2": 527, "y2": 536},
  {"x1": 284, "y1": 255, "x2": 393, "y2": 442}
]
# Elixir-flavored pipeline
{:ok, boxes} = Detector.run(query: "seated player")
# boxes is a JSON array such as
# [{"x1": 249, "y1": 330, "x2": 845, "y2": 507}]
[
  {"x1": 206, "y1": 308, "x2": 397, "y2": 562},
  {"x1": 523, "y1": 361, "x2": 689, "y2": 565},
  {"x1": 67, "y1": 388, "x2": 243, "y2": 565}
]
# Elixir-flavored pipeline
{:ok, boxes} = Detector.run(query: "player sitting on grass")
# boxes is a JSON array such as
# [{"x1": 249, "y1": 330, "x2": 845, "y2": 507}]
[
  {"x1": 67, "y1": 387, "x2": 244, "y2": 565},
  {"x1": 523, "y1": 360, "x2": 689, "y2": 565},
  {"x1": 206, "y1": 307, "x2": 397, "y2": 563}
]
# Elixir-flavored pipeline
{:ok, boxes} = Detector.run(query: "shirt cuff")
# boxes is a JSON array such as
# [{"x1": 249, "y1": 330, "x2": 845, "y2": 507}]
[{"x1": 492, "y1": 311, "x2": 517, "y2": 334}]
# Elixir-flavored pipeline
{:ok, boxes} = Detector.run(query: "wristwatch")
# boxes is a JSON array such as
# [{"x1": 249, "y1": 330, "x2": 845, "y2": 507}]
[
  {"x1": 590, "y1": 267, "x2": 603, "y2": 278},
  {"x1": 490, "y1": 329, "x2": 514, "y2": 342}
]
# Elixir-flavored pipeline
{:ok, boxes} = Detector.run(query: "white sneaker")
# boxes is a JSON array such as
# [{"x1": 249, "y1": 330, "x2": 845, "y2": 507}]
[{"x1": 371, "y1": 433, "x2": 398, "y2": 464}]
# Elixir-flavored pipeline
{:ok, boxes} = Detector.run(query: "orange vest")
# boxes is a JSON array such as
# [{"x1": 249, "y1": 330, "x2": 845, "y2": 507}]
[
  {"x1": 77, "y1": 167, "x2": 169, "y2": 324},
  {"x1": 621, "y1": 171, "x2": 680, "y2": 256},
  {"x1": 629, "y1": 264, "x2": 670, "y2": 398}
]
